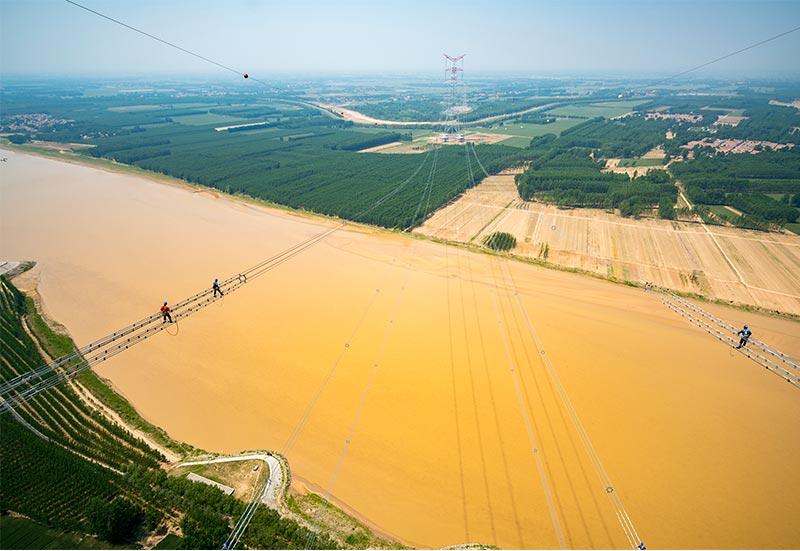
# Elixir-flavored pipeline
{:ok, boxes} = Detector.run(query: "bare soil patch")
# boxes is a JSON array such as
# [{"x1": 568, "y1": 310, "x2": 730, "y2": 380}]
[
  {"x1": 358, "y1": 141, "x2": 403, "y2": 153},
  {"x1": 715, "y1": 114, "x2": 747, "y2": 126},
  {"x1": 171, "y1": 460, "x2": 266, "y2": 501}
]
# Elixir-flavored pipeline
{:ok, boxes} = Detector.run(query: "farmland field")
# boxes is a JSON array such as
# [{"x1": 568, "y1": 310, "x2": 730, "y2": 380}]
[
  {"x1": 153, "y1": 534, "x2": 184, "y2": 549},
  {"x1": 490, "y1": 135, "x2": 532, "y2": 148},
  {"x1": 417, "y1": 173, "x2": 800, "y2": 315},
  {"x1": 107, "y1": 103, "x2": 165, "y2": 113}
]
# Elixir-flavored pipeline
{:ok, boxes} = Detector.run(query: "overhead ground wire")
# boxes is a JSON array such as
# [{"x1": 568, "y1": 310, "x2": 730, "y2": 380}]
[
  {"x1": 64, "y1": 0, "x2": 250, "y2": 80},
  {"x1": 470, "y1": 141, "x2": 639, "y2": 548},
  {"x1": 303, "y1": 145, "x2": 441, "y2": 550},
  {"x1": 647, "y1": 24, "x2": 800, "y2": 88},
  {"x1": 227, "y1": 149, "x2": 437, "y2": 549}
]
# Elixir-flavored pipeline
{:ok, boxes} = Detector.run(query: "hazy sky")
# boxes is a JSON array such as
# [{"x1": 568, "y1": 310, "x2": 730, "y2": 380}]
[{"x1": 2, "y1": 0, "x2": 799, "y2": 78}]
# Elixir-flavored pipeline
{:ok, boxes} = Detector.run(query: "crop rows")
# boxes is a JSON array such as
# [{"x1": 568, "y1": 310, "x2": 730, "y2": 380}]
[
  {"x1": 86, "y1": 109, "x2": 522, "y2": 228},
  {"x1": 0, "y1": 278, "x2": 164, "y2": 471},
  {"x1": 0, "y1": 413, "x2": 119, "y2": 532}
]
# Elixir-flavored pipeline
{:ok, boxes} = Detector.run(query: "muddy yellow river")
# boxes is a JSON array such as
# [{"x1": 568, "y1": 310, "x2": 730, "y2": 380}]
[{"x1": 2, "y1": 148, "x2": 799, "y2": 549}]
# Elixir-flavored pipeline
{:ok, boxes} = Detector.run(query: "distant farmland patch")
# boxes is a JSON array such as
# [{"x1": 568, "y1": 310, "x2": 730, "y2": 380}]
[
  {"x1": 494, "y1": 136, "x2": 533, "y2": 148},
  {"x1": 214, "y1": 121, "x2": 272, "y2": 132},
  {"x1": 617, "y1": 158, "x2": 666, "y2": 167},
  {"x1": 708, "y1": 205, "x2": 741, "y2": 224},
  {"x1": 108, "y1": 104, "x2": 164, "y2": 113},
  {"x1": 546, "y1": 100, "x2": 647, "y2": 119},
  {"x1": 471, "y1": 119, "x2": 583, "y2": 147},
  {"x1": 108, "y1": 102, "x2": 216, "y2": 113},
  {"x1": 172, "y1": 112, "x2": 246, "y2": 126}
]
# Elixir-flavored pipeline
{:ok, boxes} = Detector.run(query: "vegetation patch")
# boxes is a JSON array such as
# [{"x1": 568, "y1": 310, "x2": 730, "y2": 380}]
[
  {"x1": 672, "y1": 150, "x2": 800, "y2": 230},
  {"x1": 484, "y1": 231, "x2": 517, "y2": 251},
  {"x1": 617, "y1": 158, "x2": 665, "y2": 167},
  {"x1": 708, "y1": 205, "x2": 741, "y2": 224},
  {"x1": 286, "y1": 491, "x2": 404, "y2": 549},
  {"x1": 85, "y1": 120, "x2": 522, "y2": 228},
  {"x1": 516, "y1": 145, "x2": 677, "y2": 218}
]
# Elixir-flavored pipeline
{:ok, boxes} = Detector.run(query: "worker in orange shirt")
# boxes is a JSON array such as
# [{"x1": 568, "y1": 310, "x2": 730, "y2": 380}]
[{"x1": 160, "y1": 301, "x2": 173, "y2": 324}]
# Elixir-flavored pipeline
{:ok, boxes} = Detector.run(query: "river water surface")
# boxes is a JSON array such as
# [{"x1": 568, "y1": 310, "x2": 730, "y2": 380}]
[{"x1": 2, "y1": 148, "x2": 799, "y2": 548}]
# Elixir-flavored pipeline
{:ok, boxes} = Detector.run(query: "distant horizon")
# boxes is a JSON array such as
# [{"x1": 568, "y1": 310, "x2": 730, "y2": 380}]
[
  {"x1": 2, "y1": 1, "x2": 799, "y2": 79},
  {"x1": 3, "y1": 70, "x2": 800, "y2": 82}
]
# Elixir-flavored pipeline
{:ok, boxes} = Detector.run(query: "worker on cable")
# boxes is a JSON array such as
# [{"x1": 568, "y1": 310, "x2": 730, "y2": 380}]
[
  {"x1": 160, "y1": 301, "x2": 173, "y2": 324},
  {"x1": 735, "y1": 324, "x2": 752, "y2": 349},
  {"x1": 213, "y1": 278, "x2": 224, "y2": 298}
]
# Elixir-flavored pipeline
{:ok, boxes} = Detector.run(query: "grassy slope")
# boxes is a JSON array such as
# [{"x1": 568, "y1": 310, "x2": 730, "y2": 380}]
[{"x1": 286, "y1": 492, "x2": 406, "y2": 550}]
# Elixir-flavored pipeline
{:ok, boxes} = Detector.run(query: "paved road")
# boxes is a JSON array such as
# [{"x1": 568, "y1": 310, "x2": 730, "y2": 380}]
[
  {"x1": 314, "y1": 100, "x2": 567, "y2": 128},
  {"x1": 176, "y1": 453, "x2": 284, "y2": 508}
]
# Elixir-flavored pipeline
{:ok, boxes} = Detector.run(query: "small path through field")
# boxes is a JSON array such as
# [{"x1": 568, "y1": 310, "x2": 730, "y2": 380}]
[
  {"x1": 677, "y1": 187, "x2": 693, "y2": 211},
  {"x1": 674, "y1": 179, "x2": 760, "y2": 305}
]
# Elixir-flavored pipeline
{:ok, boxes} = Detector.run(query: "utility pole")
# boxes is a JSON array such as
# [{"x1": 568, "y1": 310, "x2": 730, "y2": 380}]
[{"x1": 442, "y1": 53, "x2": 466, "y2": 143}]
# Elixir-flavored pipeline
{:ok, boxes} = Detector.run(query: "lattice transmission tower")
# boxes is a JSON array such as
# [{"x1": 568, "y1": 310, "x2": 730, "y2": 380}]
[{"x1": 442, "y1": 53, "x2": 466, "y2": 143}]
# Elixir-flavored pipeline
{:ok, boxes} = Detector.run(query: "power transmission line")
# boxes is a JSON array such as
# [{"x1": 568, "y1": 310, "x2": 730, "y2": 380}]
[
  {"x1": 647, "y1": 24, "x2": 800, "y2": 87},
  {"x1": 64, "y1": 0, "x2": 258, "y2": 82}
]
